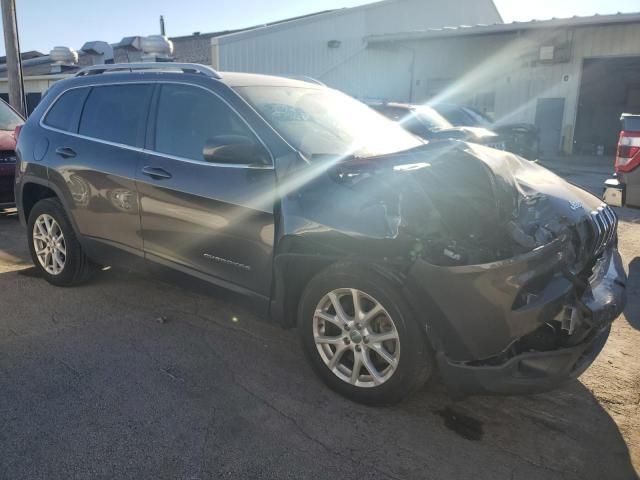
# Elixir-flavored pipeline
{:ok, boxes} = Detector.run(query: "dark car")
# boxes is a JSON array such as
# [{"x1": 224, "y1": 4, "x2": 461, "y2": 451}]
[
  {"x1": 0, "y1": 98, "x2": 25, "y2": 206},
  {"x1": 369, "y1": 101, "x2": 507, "y2": 151},
  {"x1": 432, "y1": 103, "x2": 540, "y2": 160},
  {"x1": 15, "y1": 63, "x2": 626, "y2": 404},
  {"x1": 603, "y1": 113, "x2": 640, "y2": 208}
]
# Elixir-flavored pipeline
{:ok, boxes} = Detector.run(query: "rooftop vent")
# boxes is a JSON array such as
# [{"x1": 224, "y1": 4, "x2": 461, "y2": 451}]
[
  {"x1": 140, "y1": 35, "x2": 174, "y2": 62},
  {"x1": 49, "y1": 46, "x2": 78, "y2": 73},
  {"x1": 81, "y1": 41, "x2": 115, "y2": 65}
]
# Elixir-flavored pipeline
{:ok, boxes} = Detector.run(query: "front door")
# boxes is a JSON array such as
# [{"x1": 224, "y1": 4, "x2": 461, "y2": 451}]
[
  {"x1": 136, "y1": 82, "x2": 276, "y2": 296},
  {"x1": 534, "y1": 98, "x2": 565, "y2": 157}
]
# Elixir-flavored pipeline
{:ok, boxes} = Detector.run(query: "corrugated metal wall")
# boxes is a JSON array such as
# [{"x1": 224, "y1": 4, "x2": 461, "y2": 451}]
[
  {"x1": 407, "y1": 22, "x2": 640, "y2": 152},
  {"x1": 213, "y1": 0, "x2": 502, "y2": 99}
]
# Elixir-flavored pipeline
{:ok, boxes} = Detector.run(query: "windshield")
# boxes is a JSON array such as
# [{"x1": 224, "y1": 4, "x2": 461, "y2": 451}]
[
  {"x1": 235, "y1": 86, "x2": 423, "y2": 159},
  {"x1": 465, "y1": 107, "x2": 494, "y2": 127},
  {"x1": 435, "y1": 105, "x2": 483, "y2": 127},
  {"x1": 0, "y1": 99, "x2": 23, "y2": 131},
  {"x1": 414, "y1": 106, "x2": 453, "y2": 131}
]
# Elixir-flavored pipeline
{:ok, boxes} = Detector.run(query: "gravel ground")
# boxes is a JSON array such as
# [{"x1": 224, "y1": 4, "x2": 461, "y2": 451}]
[{"x1": 0, "y1": 164, "x2": 638, "y2": 479}]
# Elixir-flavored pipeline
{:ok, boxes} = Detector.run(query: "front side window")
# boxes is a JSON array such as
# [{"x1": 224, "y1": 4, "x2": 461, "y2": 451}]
[
  {"x1": 154, "y1": 83, "x2": 260, "y2": 162},
  {"x1": 235, "y1": 86, "x2": 423, "y2": 160},
  {"x1": 79, "y1": 84, "x2": 153, "y2": 147},
  {"x1": 43, "y1": 87, "x2": 89, "y2": 132}
]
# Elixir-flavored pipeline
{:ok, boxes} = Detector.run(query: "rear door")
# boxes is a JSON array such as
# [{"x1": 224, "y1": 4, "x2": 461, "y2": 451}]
[
  {"x1": 137, "y1": 82, "x2": 276, "y2": 296},
  {"x1": 44, "y1": 83, "x2": 154, "y2": 255}
]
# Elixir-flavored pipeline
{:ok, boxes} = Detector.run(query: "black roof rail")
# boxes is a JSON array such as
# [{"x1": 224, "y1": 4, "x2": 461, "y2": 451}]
[{"x1": 74, "y1": 62, "x2": 222, "y2": 79}]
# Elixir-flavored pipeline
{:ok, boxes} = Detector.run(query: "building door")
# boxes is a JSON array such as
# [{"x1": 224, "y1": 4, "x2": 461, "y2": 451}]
[{"x1": 535, "y1": 98, "x2": 565, "y2": 157}]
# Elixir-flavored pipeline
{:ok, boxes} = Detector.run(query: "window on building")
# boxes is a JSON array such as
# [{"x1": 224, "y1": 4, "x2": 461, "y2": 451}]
[
  {"x1": 79, "y1": 84, "x2": 153, "y2": 146},
  {"x1": 43, "y1": 87, "x2": 89, "y2": 132},
  {"x1": 154, "y1": 83, "x2": 258, "y2": 162},
  {"x1": 26, "y1": 92, "x2": 42, "y2": 116}
]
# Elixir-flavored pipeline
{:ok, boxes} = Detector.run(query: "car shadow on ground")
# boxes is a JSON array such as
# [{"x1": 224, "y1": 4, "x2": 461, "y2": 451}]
[
  {"x1": 400, "y1": 380, "x2": 637, "y2": 479},
  {"x1": 625, "y1": 257, "x2": 640, "y2": 330},
  {"x1": 0, "y1": 208, "x2": 31, "y2": 267}
]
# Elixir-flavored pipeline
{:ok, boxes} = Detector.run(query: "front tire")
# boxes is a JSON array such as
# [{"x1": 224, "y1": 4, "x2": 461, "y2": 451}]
[
  {"x1": 298, "y1": 263, "x2": 434, "y2": 405},
  {"x1": 27, "y1": 198, "x2": 95, "y2": 286}
]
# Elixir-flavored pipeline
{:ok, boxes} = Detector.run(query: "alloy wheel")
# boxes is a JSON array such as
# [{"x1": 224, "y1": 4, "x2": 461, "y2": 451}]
[
  {"x1": 33, "y1": 214, "x2": 67, "y2": 275},
  {"x1": 313, "y1": 288, "x2": 400, "y2": 387}
]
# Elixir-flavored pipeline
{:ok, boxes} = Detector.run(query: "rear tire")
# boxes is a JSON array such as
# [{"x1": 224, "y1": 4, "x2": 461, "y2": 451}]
[
  {"x1": 27, "y1": 198, "x2": 95, "y2": 286},
  {"x1": 298, "y1": 263, "x2": 434, "y2": 405}
]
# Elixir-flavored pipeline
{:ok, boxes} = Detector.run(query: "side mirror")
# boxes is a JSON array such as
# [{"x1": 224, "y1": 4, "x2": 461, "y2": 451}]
[{"x1": 202, "y1": 135, "x2": 270, "y2": 166}]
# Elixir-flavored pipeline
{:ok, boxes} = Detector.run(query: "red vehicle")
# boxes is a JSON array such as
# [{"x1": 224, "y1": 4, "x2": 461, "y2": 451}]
[
  {"x1": 603, "y1": 114, "x2": 640, "y2": 208},
  {"x1": 0, "y1": 98, "x2": 25, "y2": 207}
]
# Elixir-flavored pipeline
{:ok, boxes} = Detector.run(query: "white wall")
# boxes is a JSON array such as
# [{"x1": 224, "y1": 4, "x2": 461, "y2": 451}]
[
  {"x1": 213, "y1": 0, "x2": 502, "y2": 99},
  {"x1": 0, "y1": 76, "x2": 64, "y2": 95}
]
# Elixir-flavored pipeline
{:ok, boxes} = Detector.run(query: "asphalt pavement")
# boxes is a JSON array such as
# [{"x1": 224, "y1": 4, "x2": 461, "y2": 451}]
[{"x1": 1, "y1": 161, "x2": 638, "y2": 480}]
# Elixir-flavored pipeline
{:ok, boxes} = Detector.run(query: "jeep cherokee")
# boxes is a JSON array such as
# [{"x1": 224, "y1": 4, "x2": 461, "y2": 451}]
[{"x1": 15, "y1": 63, "x2": 626, "y2": 404}]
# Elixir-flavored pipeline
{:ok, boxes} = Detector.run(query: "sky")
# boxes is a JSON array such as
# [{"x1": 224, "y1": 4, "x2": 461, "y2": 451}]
[{"x1": 0, "y1": 0, "x2": 639, "y2": 55}]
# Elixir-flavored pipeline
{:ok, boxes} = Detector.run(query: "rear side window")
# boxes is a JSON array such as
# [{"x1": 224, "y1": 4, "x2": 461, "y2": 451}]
[
  {"x1": 154, "y1": 83, "x2": 259, "y2": 162},
  {"x1": 79, "y1": 84, "x2": 153, "y2": 147},
  {"x1": 43, "y1": 87, "x2": 89, "y2": 132}
]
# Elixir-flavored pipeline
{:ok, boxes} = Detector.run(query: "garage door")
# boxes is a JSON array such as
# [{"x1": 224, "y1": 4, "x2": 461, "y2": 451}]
[{"x1": 574, "y1": 57, "x2": 640, "y2": 155}]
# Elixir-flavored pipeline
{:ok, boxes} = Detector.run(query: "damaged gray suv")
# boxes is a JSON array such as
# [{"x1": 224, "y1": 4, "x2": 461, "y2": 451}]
[{"x1": 15, "y1": 63, "x2": 626, "y2": 404}]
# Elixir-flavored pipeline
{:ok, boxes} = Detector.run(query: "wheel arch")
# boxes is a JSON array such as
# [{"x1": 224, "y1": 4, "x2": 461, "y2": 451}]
[
  {"x1": 19, "y1": 178, "x2": 81, "y2": 237},
  {"x1": 270, "y1": 253, "x2": 338, "y2": 328},
  {"x1": 271, "y1": 252, "x2": 446, "y2": 354},
  {"x1": 20, "y1": 180, "x2": 58, "y2": 223}
]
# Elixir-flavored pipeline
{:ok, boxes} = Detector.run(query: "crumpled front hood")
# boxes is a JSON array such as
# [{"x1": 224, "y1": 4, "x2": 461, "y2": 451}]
[
  {"x1": 322, "y1": 141, "x2": 603, "y2": 266},
  {"x1": 463, "y1": 142, "x2": 601, "y2": 219}
]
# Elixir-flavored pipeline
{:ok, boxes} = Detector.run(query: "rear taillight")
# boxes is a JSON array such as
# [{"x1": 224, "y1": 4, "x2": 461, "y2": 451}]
[
  {"x1": 14, "y1": 124, "x2": 22, "y2": 141},
  {"x1": 615, "y1": 131, "x2": 640, "y2": 173}
]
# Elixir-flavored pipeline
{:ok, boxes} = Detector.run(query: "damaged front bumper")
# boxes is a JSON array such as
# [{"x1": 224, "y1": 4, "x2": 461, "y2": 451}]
[{"x1": 408, "y1": 240, "x2": 627, "y2": 396}]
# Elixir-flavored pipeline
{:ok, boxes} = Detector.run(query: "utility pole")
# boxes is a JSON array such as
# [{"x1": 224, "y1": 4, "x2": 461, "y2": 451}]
[{"x1": 1, "y1": 0, "x2": 25, "y2": 116}]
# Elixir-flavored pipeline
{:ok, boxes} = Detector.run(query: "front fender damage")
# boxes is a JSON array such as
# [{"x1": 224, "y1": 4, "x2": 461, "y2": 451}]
[{"x1": 277, "y1": 143, "x2": 626, "y2": 394}]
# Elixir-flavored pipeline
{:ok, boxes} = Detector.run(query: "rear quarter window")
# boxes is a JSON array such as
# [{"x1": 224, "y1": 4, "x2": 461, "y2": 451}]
[
  {"x1": 79, "y1": 84, "x2": 154, "y2": 147},
  {"x1": 42, "y1": 87, "x2": 89, "y2": 132}
]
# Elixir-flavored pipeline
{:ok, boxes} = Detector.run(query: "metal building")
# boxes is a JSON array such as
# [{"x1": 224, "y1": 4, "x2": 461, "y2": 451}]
[
  {"x1": 211, "y1": 0, "x2": 503, "y2": 100},
  {"x1": 366, "y1": 12, "x2": 640, "y2": 156}
]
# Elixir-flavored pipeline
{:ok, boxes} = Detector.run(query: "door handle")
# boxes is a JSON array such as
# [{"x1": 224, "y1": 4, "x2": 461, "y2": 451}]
[
  {"x1": 55, "y1": 147, "x2": 76, "y2": 159},
  {"x1": 141, "y1": 166, "x2": 173, "y2": 180}
]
